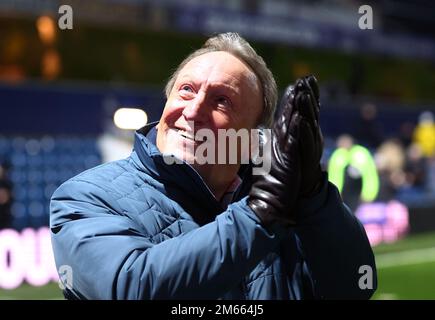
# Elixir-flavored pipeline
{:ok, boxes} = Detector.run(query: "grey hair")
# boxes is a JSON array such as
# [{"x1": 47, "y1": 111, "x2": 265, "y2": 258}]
[{"x1": 164, "y1": 32, "x2": 277, "y2": 128}]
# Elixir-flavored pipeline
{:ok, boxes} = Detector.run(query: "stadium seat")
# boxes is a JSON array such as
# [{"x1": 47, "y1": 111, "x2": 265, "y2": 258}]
[{"x1": 4, "y1": 135, "x2": 102, "y2": 230}]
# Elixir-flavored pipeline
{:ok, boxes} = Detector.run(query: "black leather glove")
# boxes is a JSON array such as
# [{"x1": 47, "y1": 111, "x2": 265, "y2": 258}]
[
  {"x1": 248, "y1": 85, "x2": 302, "y2": 226},
  {"x1": 293, "y1": 75, "x2": 324, "y2": 197},
  {"x1": 248, "y1": 75, "x2": 324, "y2": 226}
]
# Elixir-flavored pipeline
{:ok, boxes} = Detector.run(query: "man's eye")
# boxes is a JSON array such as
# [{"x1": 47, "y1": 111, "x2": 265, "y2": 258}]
[
  {"x1": 216, "y1": 96, "x2": 231, "y2": 108},
  {"x1": 180, "y1": 85, "x2": 194, "y2": 93}
]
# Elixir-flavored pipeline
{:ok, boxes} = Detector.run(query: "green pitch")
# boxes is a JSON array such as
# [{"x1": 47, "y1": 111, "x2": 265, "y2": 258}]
[
  {"x1": 0, "y1": 282, "x2": 63, "y2": 300},
  {"x1": 1, "y1": 231, "x2": 435, "y2": 300},
  {"x1": 373, "y1": 231, "x2": 435, "y2": 300}
]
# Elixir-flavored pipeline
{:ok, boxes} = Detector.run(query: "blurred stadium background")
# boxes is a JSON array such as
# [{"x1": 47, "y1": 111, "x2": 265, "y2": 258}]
[{"x1": 0, "y1": 0, "x2": 434, "y2": 300}]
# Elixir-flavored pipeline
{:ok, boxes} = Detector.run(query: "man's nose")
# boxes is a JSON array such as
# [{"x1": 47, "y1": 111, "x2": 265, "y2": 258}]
[{"x1": 182, "y1": 92, "x2": 208, "y2": 123}]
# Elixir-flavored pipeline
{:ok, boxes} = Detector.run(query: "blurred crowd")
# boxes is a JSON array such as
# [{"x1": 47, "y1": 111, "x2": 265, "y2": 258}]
[{"x1": 334, "y1": 104, "x2": 435, "y2": 211}]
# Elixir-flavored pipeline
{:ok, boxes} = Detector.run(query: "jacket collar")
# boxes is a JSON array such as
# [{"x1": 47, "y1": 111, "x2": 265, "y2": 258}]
[
  {"x1": 133, "y1": 122, "x2": 222, "y2": 224},
  {"x1": 133, "y1": 122, "x2": 253, "y2": 224}
]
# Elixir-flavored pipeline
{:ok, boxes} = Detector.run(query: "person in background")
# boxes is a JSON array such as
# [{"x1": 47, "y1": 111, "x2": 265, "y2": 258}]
[
  {"x1": 355, "y1": 103, "x2": 383, "y2": 150},
  {"x1": 413, "y1": 111, "x2": 435, "y2": 158},
  {"x1": 0, "y1": 163, "x2": 13, "y2": 229}
]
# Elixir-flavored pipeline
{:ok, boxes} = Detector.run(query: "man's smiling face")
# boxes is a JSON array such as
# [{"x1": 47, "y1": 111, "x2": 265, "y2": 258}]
[{"x1": 156, "y1": 51, "x2": 263, "y2": 169}]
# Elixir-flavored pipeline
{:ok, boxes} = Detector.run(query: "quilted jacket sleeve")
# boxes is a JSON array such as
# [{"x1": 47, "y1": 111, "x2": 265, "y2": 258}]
[
  {"x1": 50, "y1": 179, "x2": 286, "y2": 300},
  {"x1": 294, "y1": 174, "x2": 378, "y2": 299}
]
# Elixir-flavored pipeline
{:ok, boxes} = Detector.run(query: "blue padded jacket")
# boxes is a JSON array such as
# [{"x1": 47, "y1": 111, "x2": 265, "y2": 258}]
[{"x1": 50, "y1": 123, "x2": 377, "y2": 300}]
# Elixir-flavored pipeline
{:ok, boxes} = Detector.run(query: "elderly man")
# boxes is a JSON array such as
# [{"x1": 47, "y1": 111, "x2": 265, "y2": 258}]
[{"x1": 50, "y1": 32, "x2": 376, "y2": 299}]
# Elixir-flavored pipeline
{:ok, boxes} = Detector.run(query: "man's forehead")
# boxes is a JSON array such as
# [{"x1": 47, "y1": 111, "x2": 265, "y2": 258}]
[{"x1": 178, "y1": 51, "x2": 258, "y2": 87}]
